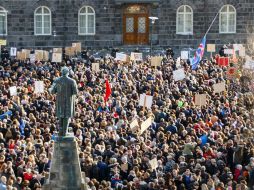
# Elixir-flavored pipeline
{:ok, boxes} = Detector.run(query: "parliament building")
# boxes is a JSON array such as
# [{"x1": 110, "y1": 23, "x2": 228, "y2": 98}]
[{"x1": 0, "y1": 0, "x2": 253, "y2": 53}]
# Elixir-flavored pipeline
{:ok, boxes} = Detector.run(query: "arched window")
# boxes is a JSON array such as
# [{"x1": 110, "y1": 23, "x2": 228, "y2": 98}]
[
  {"x1": 220, "y1": 5, "x2": 236, "y2": 33},
  {"x1": 79, "y1": 6, "x2": 95, "y2": 35},
  {"x1": 176, "y1": 5, "x2": 193, "y2": 35},
  {"x1": 34, "y1": 6, "x2": 51, "y2": 35},
  {"x1": 0, "y1": 7, "x2": 7, "y2": 35}
]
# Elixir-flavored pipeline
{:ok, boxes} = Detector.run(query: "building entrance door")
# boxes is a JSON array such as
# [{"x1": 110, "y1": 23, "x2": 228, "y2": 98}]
[{"x1": 123, "y1": 5, "x2": 149, "y2": 45}]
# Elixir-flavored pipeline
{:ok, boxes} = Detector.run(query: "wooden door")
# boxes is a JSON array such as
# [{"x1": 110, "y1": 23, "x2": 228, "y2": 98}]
[{"x1": 123, "y1": 5, "x2": 149, "y2": 45}]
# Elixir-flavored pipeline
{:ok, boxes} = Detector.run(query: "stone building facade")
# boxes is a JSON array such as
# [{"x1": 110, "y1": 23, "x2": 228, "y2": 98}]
[{"x1": 0, "y1": 0, "x2": 254, "y2": 53}]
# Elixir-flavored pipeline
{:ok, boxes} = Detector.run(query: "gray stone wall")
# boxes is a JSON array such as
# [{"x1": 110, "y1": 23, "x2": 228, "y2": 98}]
[{"x1": 0, "y1": 0, "x2": 254, "y2": 53}]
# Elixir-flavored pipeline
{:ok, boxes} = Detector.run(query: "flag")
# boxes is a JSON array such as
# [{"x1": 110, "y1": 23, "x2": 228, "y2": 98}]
[
  {"x1": 104, "y1": 79, "x2": 111, "y2": 102},
  {"x1": 191, "y1": 35, "x2": 206, "y2": 70}
]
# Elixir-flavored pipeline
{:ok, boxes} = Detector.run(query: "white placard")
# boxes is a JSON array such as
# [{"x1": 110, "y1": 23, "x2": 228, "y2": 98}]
[
  {"x1": 52, "y1": 53, "x2": 62, "y2": 63},
  {"x1": 213, "y1": 82, "x2": 226, "y2": 93},
  {"x1": 130, "y1": 119, "x2": 139, "y2": 132},
  {"x1": 207, "y1": 44, "x2": 216, "y2": 52},
  {"x1": 176, "y1": 57, "x2": 181, "y2": 68},
  {"x1": 9, "y1": 86, "x2": 17, "y2": 96},
  {"x1": 149, "y1": 158, "x2": 158, "y2": 170},
  {"x1": 139, "y1": 94, "x2": 153, "y2": 109},
  {"x1": 92, "y1": 62, "x2": 100, "y2": 72},
  {"x1": 140, "y1": 117, "x2": 152, "y2": 134},
  {"x1": 239, "y1": 47, "x2": 246, "y2": 57},
  {"x1": 34, "y1": 81, "x2": 44, "y2": 93},
  {"x1": 233, "y1": 44, "x2": 243, "y2": 51},
  {"x1": 115, "y1": 52, "x2": 127, "y2": 62},
  {"x1": 244, "y1": 59, "x2": 254, "y2": 70},
  {"x1": 10, "y1": 47, "x2": 17, "y2": 56},
  {"x1": 130, "y1": 52, "x2": 143, "y2": 61},
  {"x1": 151, "y1": 56, "x2": 162, "y2": 67},
  {"x1": 181, "y1": 51, "x2": 189, "y2": 60},
  {"x1": 29, "y1": 54, "x2": 35, "y2": 63},
  {"x1": 173, "y1": 68, "x2": 185, "y2": 81},
  {"x1": 224, "y1": 49, "x2": 234, "y2": 55}
]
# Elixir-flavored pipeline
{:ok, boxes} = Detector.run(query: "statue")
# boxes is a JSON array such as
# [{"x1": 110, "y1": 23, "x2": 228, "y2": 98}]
[{"x1": 49, "y1": 66, "x2": 78, "y2": 136}]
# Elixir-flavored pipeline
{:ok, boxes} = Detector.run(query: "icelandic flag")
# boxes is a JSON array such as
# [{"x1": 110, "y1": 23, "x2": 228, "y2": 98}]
[{"x1": 191, "y1": 35, "x2": 206, "y2": 70}]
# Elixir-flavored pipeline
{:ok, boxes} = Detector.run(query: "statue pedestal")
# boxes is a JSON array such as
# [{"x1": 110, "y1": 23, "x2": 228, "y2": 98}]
[{"x1": 43, "y1": 136, "x2": 87, "y2": 190}]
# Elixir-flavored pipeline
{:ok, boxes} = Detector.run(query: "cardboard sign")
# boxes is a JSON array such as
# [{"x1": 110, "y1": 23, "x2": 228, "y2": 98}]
[
  {"x1": 173, "y1": 68, "x2": 185, "y2": 81},
  {"x1": 130, "y1": 52, "x2": 143, "y2": 61},
  {"x1": 115, "y1": 52, "x2": 128, "y2": 62},
  {"x1": 52, "y1": 53, "x2": 62, "y2": 63},
  {"x1": 34, "y1": 81, "x2": 44, "y2": 93},
  {"x1": 72, "y1": 42, "x2": 82, "y2": 53},
  {"x1": 181, "y1": 51, "x2": 189, "y2": 60},
  {"x1": 207, "y1": 44, "x2": 216, "y2": 52},
  {"x1": 224, "y1": 49, "x2": 234, "y2": 55},
  {"x1": 149, "y1": 158, "x2": 158, "y2": 170},
  {"x1": 53, "y1": 48, "x2": 62, "y2": 53},
  {"x1": 9, "y1": 86, "x2": 17, "y2": 96},
  {"x1": 130, "y1": 119, "x2": 139, "y2": 132},
  {"x1": 22, "y1": 49, "x2": 30, "y2": 59},
  {"x1": 218, "y1": 57, "x2": 229, "y2": 67},
  {"x1": 194, "y1": 94, "x2": 207, "y2": 106},
  {"x1": 0, "y1": 39, "x2": 6, "y2": 45},
  {"x1": 151, "y1": 56, "x2": 162, "y2": 67},
  {"x1": 140, "y1": 117, "x2": 152, "y2": 134},
  {"x1": 43, "y1": 51, "x2": 49, "y2": 61},
  {"x1": 139, "y1": 94, "x2": 153, "y2": 109},
  {"x1": 213, "y1": 82, "x2": 226, "y2": 93},
  {"x1": 10, "y1": 47, "x2": 17, "y2": 56},
  {"x1": 35, "y1": 50, "x2": 44, "y2": 61},
  {"x1": 65, "y1": 47, "x2": 75, "y2": 56},
  {"x1": 239, "y1": 47, "x2": 246, "y2": 57},
  {"x1": 92, "y1": 62, "x2": 100, "y2": 72},
  {"x1": 17, "y1": 52, "x2": 26, "y2": 61}
]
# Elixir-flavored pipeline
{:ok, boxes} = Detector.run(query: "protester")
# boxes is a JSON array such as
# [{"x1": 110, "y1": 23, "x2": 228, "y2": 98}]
[{"x1": 0, "y1": 47, "x2": 253, "y2": 190}]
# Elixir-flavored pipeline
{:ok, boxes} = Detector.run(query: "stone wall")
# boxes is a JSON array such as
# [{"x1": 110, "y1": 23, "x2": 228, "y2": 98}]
[{"x1": 0, "y1": 0, "x2": 254, "y2": 54}]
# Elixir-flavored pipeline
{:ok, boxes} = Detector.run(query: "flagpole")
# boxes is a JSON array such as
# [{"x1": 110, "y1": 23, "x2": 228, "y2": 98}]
[{"x1": 204, "y1": 8, "x2": 222, "y2": 36}]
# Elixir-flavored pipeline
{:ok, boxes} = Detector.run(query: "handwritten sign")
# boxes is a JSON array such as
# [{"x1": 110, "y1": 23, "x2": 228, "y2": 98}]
[
  {"x1": 10, "y1": 47, "x2": 17, "y2": 56},
  {"x1": 52, "y1": 53, "x2": 62, "y2": 63},
  {"x1": 213, "y1": 82, "x2": 226, "y2": 93},
  {"x1": 72, "y1": 42, "x2": 82, "y2": 53},
  {"x1": 149, "y1": 158, "x2": 158, "y2": 170},
  {"x1": 34, "y1": 81, "x2": 44, "y2": 94},
  {"x1": 194, "y1": 94, "x2": 207, "y2": 106},
  {"x1": 139, "y1": 94, "x2": 153, "y2": 109},
  {"x1": 224, "y1": 49, "x2": 234, "y2": 55},
  {"x1": 130, "y1": 52, "x2": 143, "y2": 61},
  {"x1": 35, "y1": 50, "x2": 44, "y2": 61},
  {"x1": 130, "y1": 119, "x2": 139, "y2": 132},
  {"x1": 239, "y1": 47, "x2": 246, "y2": 57},
  {"x1": 53, "y1": 48, "x2": 62, "y2": 53},
  {"x1": 115, "y1": 52, "x2": 128, "y2": 62},
  {"x1": 151, "y1": 56, "x2": 162, "y2": 67},
  {"x1": 9, "y1": 86, "x2": 17, "y2": 96},
  {"x1": 92, "y1": 62, "x2": 100, "y2": 72},
  {"x1": 181, "y1": 51, "x2": 189, "y2": 59},
  {"x1": 65, "y1": 47, "x2": 75, "y2": 56},
  {"x1": 207, "y1": 44, "x2": 216, "y2": 52},
  {"x1": 140, "y1": 117, "x2": 152, "y2": 134},
  {"x1": 173, "y1": 68, "x2": 185, "y2": 81}
]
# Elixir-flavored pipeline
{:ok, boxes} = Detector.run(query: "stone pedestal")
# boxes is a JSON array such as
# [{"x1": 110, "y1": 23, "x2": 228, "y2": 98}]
[{"x1": 43, "y1": 136, "x2": 87, "y2": 190}]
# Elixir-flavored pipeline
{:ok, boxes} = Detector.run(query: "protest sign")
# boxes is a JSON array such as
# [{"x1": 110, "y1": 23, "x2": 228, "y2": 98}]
[
  {"x1": 22, "y1": 49, "x2": 30, "y2": 59},
  {"x1": 218, "y1": 57, "x2": 229, "y2": 67},
  {"x1": 35, "y1": 50, "x2": 44, "y2": 61},
  {"x1": 115, "y1": 52, "x2": 128, "y2": 62},
  {"x1": 139, "y1": 94, "x2": 153, "y2": 109},
  {"x1": 9, "y1": 86, "x2": 17, "y2": 96},
  {"x1": 10, "y1": 47, "x2": 17, "y2": 56},
  {"x1": 17, "y1": 52, "x2": 26, "y2": 61},
  {"x1": 53, "y1": 48, "x2": 62, "y2": 53},
  {"x1": 244, "y1": 59, "x2": 254, "y2": 70},
  {"x1": 181, "y1": 51, "x2": 189, "y2": 59},
  {"x1": 65, "y1": 47, "x2": 75, "y2": 56},
  {"x1": 176, "y1": 57, "x2": 181, "y2": 68},
  {"x1": 92, "y1": 62, "x2": 100, "y2": 72},
  {"x1": 130, "y1": 119, "x2": 139, "y2": 132},
  {"x1": 213, "y1": 82, "x2": 226, "y2": 93},
  {"x1": 72, "y1": 42, "x2": 82, "y2": 53},
  {"x1": 0, "y1": 39, "x2": 6, "y2": 45},
  {"x1": 43, "y1": 51, "x2": 49, "y2": 61},
  {"x1": 233, "y1": 44, "x2": 243, "y2": 51},
  {"x1": 130, "y1": 52, "x2": 143, "y2": 61},
  {"x1": 151, "y1": 56, "x2": 162, "y2": 67},
  {"x1": 239, "y1": 47, "x2": 246, "y2": 57},
  {"x1": 227, "y1": 67, "x2": 237, "y2": 79},
  {"x1": 173, "y1": 68, "x2": 185, "y2": 81},
  {"x1": 207, "y1": 44, "x2": 216, "y2": 52},
  {"x1": 34, "y1": 81, "x2": 44, "y2": 94},
  {"x1": 29, "y1": 54, "x2": 35, "y2": 63},
  {"x1": 140, "y1": 117, "x2": 152, "y2": 134},
  {"x1": 52, "y1": 53, "x2": 62, "y2": 63},
  {"x1": 224, "y1": 49, "x2": 234, "y2": 55},
  {"x1": 149, "y1": 158, "x2": 158, "y2": 170},
  {"x1": 194, "y1": 94, "x2": 207, "y2": 106}
]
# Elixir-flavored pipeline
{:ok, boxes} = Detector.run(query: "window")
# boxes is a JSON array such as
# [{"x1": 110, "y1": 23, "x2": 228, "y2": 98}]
[
  {"x1": 79, "y1": 6, "x2": 95, "y2": 35},
  {"x1": 34, "y1": 6, "x2": 51, "y2": 35},
  {"x1": 220, "y1": 5, "x2": 236, "y2": 33},
  {"x1": 176, "y1": 5, "x2": 193, "y2": 35},
  {"x1": 0, "y1": 7, "x2": 7, "y2": 35}
]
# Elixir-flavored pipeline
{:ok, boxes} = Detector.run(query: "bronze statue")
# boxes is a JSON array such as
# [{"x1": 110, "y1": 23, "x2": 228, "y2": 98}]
[{"x1": 49, "y1": 66, "x2": 78, "y2": 136}]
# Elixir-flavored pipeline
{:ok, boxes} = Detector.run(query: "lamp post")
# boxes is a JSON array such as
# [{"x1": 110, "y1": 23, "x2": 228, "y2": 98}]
[{"x1": 149, "y1": 16, "x2": 158, "y2": 57}]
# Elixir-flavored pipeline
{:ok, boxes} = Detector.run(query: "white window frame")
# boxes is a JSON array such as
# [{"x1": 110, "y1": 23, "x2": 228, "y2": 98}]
[
  {"x1": 0, "y1": 6, "x2": 7, "y2": 35},
  {"x1": 34, "y1": 6, "x2": 52, "y2": 36},
  {"x1": 219, "y1": 5, "x2": 236, "y2": 34},
  {"x1": 176, "y1": 5, "x2": 193, "y2": 35},
  {"x1": 78, "y1": 6, "x2": 96, "y2": 35}
]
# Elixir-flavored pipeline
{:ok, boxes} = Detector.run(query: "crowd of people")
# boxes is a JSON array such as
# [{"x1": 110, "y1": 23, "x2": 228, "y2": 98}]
[{"x1": 0, "y1": 47, "x2": 254, "y2": 190}]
